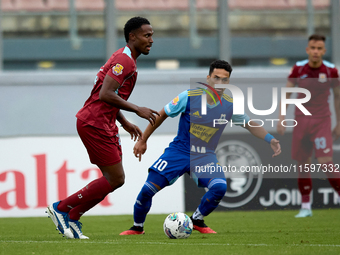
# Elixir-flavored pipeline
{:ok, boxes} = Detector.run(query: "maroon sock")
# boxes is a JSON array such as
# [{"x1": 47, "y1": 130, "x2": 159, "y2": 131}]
[
  {"x1": 57, "y1": 176, "x2": 113, "y2": 213},
  {"x1": 323, "y1": 162, "x2": 340, "y2": 195},
  {"x1": 68, "y1": 197, "x2": 104, "y2": 221},
  {"x1": 298, "y1": 170, "x2": 312, "y2": 203}
]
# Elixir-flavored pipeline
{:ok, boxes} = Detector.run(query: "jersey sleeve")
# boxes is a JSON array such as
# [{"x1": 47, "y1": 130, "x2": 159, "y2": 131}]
[
  {"x1": 106, "y1": 54, "x2": 134, "y2": 85},
  {"x1": 164, "y1": 90, "x2": 188, "y2": 118},
  {"x1": 231, "y1": 113, "x2": 250, "y2": 126},
  {"x1": 331, "y1": 67, "x2": 340, "y2": 88},
  {"x1": 288, "y1": 65, "x2": 299, "y2": 85}
]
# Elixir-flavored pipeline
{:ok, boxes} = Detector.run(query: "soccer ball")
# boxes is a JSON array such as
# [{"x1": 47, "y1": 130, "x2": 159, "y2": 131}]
[{"x1": 163, "y1": 212, "x2": 193, "y2": 239}]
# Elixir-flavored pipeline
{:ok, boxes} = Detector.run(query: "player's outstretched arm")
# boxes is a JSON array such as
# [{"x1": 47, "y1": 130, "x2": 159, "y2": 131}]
[
  {"x1": 117, "y1": 110, "x2": 142, "y2": 141},
  {"x1": 134, "y1": 108, "x2": 168, "y2": 161},
  {"x1": 277, "y1": 80, "x2": 295, "y2": 136},
  {"x1": 245, "y1": 121, "x2": 281, "y2": 158},
  {"x1": 99, "y1": 75, "x2": 160, "y2": 125}
]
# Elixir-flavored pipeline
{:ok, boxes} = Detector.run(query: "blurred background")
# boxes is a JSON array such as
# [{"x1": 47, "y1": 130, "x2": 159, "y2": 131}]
[
  {"x1": 1, "y1": 0, "x2": 340, "y2": 136},
  {"x1": 0, "y1": 0, "x2": 339, "y2": 70},
  {"x1": 1, "y1": 0, "x2": 340, "y2": 217}
]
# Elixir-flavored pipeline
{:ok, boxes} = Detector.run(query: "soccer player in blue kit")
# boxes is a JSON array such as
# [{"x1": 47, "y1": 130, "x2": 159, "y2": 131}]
[{"x1": 120, "y1": 60, "x2": 281, "y2": 235}]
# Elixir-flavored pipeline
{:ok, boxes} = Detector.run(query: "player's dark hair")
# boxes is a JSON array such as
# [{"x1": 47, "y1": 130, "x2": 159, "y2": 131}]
[
  {"x1": 124, "y1": 17, "x2": 150, "y2": 43},
  {"x1": 209, "y1": 60, "x2": 232, "y2": 76},
  {"x1": 308, "y1": 34, "x2": 326, "y2": 42}
]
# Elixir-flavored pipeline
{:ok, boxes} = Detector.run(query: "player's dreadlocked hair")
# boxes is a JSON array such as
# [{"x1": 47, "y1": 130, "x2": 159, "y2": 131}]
[
  {"x1": 209, "y1": 60, "x2": 233, "y2": 76},
  {"x1": 124, "y1": 17, "x2": 151, "y2": 43}
]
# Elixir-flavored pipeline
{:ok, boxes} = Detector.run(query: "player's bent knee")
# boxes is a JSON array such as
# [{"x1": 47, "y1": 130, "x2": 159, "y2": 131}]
[
  {"x1": 140, "y1": 181, "x2": 159, "y2": 199},
  {"x1": 116, "y1": 176, "x2": 125, "y2": 188},
  {"x1": 210, "y1": 181, "x2": 227, "y2": 199},
  {"x1": 108, "y1": 176, "x2": 125, "y2": 190}
]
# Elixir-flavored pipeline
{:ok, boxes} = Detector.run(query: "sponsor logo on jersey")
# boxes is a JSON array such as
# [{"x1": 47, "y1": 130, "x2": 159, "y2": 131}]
[
  {"x1": 112, "y1": 63, "x2": 124, "y2": 76},
  {"x1": 191, "y1": 145, "x2": 206, "y2": 153},
  {"x1": 171, "y1": 96, "x2": 179, "y2": 105},
  {"x1": 193, "y1": 111, "x2": 200, "y2": 117},
  {"x1": 300, "y1": 74, "x2": 308, "y2": 79},
  {"x1": 319, "y1": 73, "x2": 327, "y2": 83},
  {"x1": 189, "y1": 123, "x2": 219, "y2": 143},
  {"x1": 189, "y1": 111, "x2": 202, "y2": 118}
]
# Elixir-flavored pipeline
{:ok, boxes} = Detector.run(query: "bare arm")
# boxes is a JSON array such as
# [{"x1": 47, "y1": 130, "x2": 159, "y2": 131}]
[
  {"x1": 116, "y1": 110, "x2": 129, "y2": 126},
  {"x1": 277, "y1": 80, "x2": 295, "y2": 135},
  {"x1": 116, "y1": 110, "x2": 142, "y2": 141},
  {"x1": 244, "y1": 121, "x2": 281, "y2": 158},
  {"x1": 99, "y1": 75, "x2": 159, "y2": 125},
  {"x1": 134, "y1": 108, "x2": 169, "y2": 161},
  {"x1": 332, "y1": 86, "x2": 340, "y2": 141}
]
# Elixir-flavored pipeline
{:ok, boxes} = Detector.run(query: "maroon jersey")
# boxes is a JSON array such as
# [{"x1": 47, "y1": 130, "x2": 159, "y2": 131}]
[
  {"x1": 76, "y1": 46, "x2": 137, "y2": 135},
  {"x1": 288, "y1": 59, "x2": 340, "y2": 117}
]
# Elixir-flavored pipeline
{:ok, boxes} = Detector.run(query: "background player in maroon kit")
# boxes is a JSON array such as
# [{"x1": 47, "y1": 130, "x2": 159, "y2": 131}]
[
  {"x1": 46, "y1": 17, "x2": 159, "y2": 238},
  {"x1": 277, "y1": 34, "x2": 340, "y2": 218}
]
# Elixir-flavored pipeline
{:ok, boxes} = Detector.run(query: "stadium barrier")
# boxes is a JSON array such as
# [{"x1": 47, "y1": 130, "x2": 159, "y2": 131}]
[
  {"x1": 185, "y1": 133, "x2": 340, "y2": 211},
  {"x1": 0, "y1": 135, "x2": 185, "y2": 217}
]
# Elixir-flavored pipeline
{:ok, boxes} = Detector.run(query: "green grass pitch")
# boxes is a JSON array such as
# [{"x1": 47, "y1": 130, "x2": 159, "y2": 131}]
[{"x1": 1, "y1": 209, "x2": 340, "y2": 255}]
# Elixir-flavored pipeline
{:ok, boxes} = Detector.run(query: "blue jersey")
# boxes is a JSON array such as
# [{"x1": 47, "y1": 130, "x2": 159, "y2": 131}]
[{"x1": 164, "y1": 89, "x2": 250, "y2": 154}]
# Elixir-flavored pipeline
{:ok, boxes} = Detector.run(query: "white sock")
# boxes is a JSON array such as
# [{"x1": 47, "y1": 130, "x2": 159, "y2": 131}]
[
  {"x1": 192, "y1": 208, "x2": 204, "y2": 220},
  {"x1": 301, "y1": 202, "x2": 311, "y2": 210},
  {"x1": 134, "y1": 222, "x2": 144, "y2": 227}
]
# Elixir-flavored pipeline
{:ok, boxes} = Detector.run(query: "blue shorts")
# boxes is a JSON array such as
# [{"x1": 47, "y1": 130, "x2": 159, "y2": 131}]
[{"x1": 149, "y1": 145, "x2": 225, "y2": 187}]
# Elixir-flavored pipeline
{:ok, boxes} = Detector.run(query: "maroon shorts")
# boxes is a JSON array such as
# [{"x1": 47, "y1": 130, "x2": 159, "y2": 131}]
[
  {"x1": 292, "y1": 116, "x2": 333, "y2": 162},
  {"x1": 77, "y1": 119, "x2": 122, "y2": 166}
]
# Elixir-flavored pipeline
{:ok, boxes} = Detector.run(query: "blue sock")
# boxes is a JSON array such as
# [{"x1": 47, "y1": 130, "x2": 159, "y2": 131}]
[
  {"x1": 198, "y1": 179, "x2": 227, "y2": 216},
  {"x1": 133, "y1": 170, "x2": 169, "y2": 225}
]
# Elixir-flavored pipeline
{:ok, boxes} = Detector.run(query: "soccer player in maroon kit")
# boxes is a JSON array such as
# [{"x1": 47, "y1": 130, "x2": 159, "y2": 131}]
[
  {"x1": 46, "y1": 17, "x2": 159, "y2": 238},
  {"x1": 277, "y1": 34, "x2": 340, "y2": 217}
]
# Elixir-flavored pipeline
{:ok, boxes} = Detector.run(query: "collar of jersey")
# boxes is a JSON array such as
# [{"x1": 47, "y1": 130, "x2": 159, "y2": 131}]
[{"x1": 200, "y1": 91, "x2": 221, "y2": 109}]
